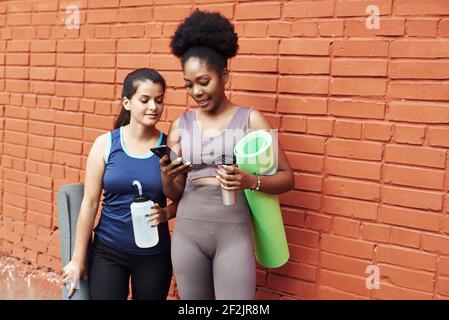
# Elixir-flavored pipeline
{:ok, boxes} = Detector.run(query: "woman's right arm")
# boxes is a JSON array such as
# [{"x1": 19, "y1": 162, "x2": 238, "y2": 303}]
[
  {"x1": 160, "y1": 117, "x2": 192, "y2": 202},
  {"x1": 70, "y1": 133, "x2": 107, "y2": 270}
]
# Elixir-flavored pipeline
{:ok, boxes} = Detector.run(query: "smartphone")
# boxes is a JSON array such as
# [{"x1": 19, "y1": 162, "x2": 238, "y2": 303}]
[{"x1": 150, "y1": 145, "x2": 184, "y2": 165}]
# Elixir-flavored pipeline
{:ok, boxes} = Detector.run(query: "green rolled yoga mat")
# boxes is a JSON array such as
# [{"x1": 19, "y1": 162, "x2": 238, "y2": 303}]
[{"x1": 234, "y1": 130, "x2": 289, "y2": 268}]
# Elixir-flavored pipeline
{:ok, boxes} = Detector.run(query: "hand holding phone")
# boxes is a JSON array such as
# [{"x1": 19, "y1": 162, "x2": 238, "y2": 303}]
[{"x1": 150, "y1": 145, "x2": 184, "y2": 165}]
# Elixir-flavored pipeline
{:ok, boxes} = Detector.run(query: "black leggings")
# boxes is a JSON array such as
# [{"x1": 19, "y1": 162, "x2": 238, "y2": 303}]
[{"x1": 88, "y1": 237, "x2": 172, "y2": 300}]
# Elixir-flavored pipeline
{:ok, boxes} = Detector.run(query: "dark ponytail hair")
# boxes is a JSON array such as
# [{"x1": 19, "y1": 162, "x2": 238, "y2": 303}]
[{"x1": 114, "y1": 68, "x2": 167, "y2": 129}]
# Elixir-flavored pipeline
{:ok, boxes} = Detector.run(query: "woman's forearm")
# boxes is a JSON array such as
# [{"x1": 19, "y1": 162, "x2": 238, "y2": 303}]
[
  {"x1": 162, "y1": 176, "x2": 185, "y2": 202},
  {"x1": 252, "y1": 170, "x2": 294, "y2": 195},
  {"x1": 163, "y1": 201, "x2": 179, "y2": 220},
  {"x1": 71, "y1": 201, "x2": 98, "y2": 265}
]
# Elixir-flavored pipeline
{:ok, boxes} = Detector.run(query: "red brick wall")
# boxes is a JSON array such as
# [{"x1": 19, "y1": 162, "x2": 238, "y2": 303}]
[{"x1": 1, "y1": 0, "x2": 449, "y2": 300}]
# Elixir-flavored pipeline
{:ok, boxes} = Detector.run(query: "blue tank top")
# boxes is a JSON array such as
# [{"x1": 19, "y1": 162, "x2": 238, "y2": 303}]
[{"x1": 94, "y1": 126, "x2": 170, "y2": 255}]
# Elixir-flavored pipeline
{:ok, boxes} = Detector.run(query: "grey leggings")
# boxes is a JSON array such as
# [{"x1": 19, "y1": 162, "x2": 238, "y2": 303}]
[{"x1": 172, "y1": 217, "x2": 256, "y2": 300}]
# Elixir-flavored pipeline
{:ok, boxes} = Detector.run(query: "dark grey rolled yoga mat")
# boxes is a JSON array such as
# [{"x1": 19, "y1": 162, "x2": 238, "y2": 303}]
[{"x1": 57, "y1": 184, "x2": 90, "y2": 300}]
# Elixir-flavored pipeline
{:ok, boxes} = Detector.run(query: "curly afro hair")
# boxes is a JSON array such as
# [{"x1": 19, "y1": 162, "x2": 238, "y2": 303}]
[{"x1": 170, "y1": 10, "x2": 239, "y2": 73}]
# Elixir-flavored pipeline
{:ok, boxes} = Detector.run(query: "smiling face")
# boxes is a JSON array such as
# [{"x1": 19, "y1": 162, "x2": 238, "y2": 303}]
[
  {"x1": 183, "y1": 57, "x2": 228, "y2": 112},
  {"x1": 123, "y1": 80, "x2": 164, "y2": 127}
]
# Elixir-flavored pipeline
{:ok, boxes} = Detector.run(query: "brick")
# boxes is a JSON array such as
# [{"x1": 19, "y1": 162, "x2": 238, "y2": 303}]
[
  {"x1": 385, "y1": 144, "x2": 446, "y2": 168},
  {"x1": 285, "y1": 1, "x2": 334, "y2": 18},
  {"x1": 236, "y1": 2, "x2": 281, "y2": 20},
  {"x1": 407, "y1": 19, "x2": 438, "y2": 37},
  {"x1": 344, "y1": 19, "x2": 404, "y2": 37},
  {"x1": 320, "y1": 269, "x2": 371, "y2": 297},
  {"x1": 390, "y1": 227, "x2": 421, "y2": 249},
  {"x1": 428, "y1": 127, "x2": 449, "y2": 148},
  {"x1": 274, "y1": 261, "x2": 317, "y2": 282},
  {"x1": 279, "y1": 133, "x2": 325, "y2": 154},
  {"x1": 57, "y1": 40, "x2": 84, "y2": 53},
  {"x1": 280, "y1": 39, "x2": 330, "y2": 56},
  {"x1": 153, "y1": 5, "x2": 191, "y2": 21},
  {"x1": 422, "y1": 233, "x2": 449, "y2": 255},
  {"x1": 321, "y1": 234, "x2": 374, "y2": 260},
  {"x1": 391, "y1": 40, "x2": 449, "y2": 58},
  {"x1": 333, "y1": 217, "x2": 360, "y2": 238},
  {"x1": 326, "y1": 157, "x2": 381, "y2": 181},
  {"x1": 6, "y1": 66, "x2": 29, "y2": 79},
  {"x1": 317, "y1": 286, "x2": 368, "y2": 300},
  {"x1": 392, "y1": 124, "x2": 425, "y2": 145},
  {"x1": 267, "y1": 22, "x2": 291, "y2": 37},
  {"x1": 85, "y1": 40, "x2": 115, "y2": 53},
  {"x1": 383, "y1": 185, "x2": 443, "y2": 211},
  {"x1": 388, "y1": 81, "x2": 449, "y2": 101},
  {"x1": 238, "y1": 39, "x2": 279, "y2": 55},
  {"x1": 319, "y1": 20, "x2": 344, "y2": 37},
  {"x1": 30, "y1": 67, "x2": 56, "y2": 80},
  {"x1": 111, "y1": 25, "x2": 145, "y2": 38},
  {"x1": 30, "y1": 40, "x2": 56, "y2": 52},
  {"x1": 378, "y1": 264, "x2": 434, "y2": 292},
  {"x1": 387, "y1": 101, "x2": 449, "y2": 124},
  {"x1": 324, "y1": 196, "x2": 378, "y2": 220},
  {"x1": 279, "y1": 76, "x2": 328, "y2": 94},
  {"x1": 280, "y1": 189, "x2": 321, "y2": 211},
  {"x1": 291, "y1": 21, "x2": 318, "y2": 37},
  {"x1": 87, "y1": 9, "x2": 118, "y2": 24},
  {"x1": 325, "y1": 177, "x2": 380, "y2": 201},
  {"x1": 361, "y1": 223, "x2": 390, "y2": 243},
  {"x1": 85, "y1": 54, "x2": 115, "y2": 68},
  {"x1": 85, "y1": 69, "x2": 115, "y2": 83},
  {"x1": 320, "y1": 251, "x2": 371, "y2": 276},
  {"x1": 294, "y1": 173, "x2": 323, "y2": 192},
  {"x1": 307, "y1": 118, "x2": 333, "y2": 136},
  {"x1": 390, "y1": 60, "x2": 449, "y2": 80},
  {"x1": 279, "y1": 57, "x2": 330, "y2": 75},
  {"x1": 395, "y1": 0, "x2": 449, "y2": 15},
  {"x1": 118, "y1": 7, "x2": 152, "y2": 23},
  {"x1": 55, "y1": 82, "x2": 83, "y2": 97},
  {"x1": 336, "y1": 0, "x2": 392, "y2": 17},
  {"x1": 56, "y1": 54, "x2": 83, "y2": 67},
  {"x1": 117, "y1": 39, "x2": 151, "y2": 53},
  {"x1": 439, "y1": 19, "x2": 449, "y2": 37},
  {"x1": 231, "y1": 92, "x2": 275, "y2": 112},
  {"x1": 6, "y1": 53, "x2": 29, "y2": 66},
  {"x1": 329, "y1": 99, "x2": 385, "y2": 120},
  {"x1": 231, "y1": 56, "x2": 277, "y2": 73},
  {"x1": 285, "y1": 227, "x2": 320, "y2": 248},
  {"x1": 243, "y1": 22, "x2": 268, "y2": 38},
  {"x1": 277, "y1": 96, "x2": 327, "y2": 115},
  {"x1": 335, "y1": 120, "x2": 362, "y2": 139},
  {"x1": 377, "y1": 245, "x2": 437, "y2": 272},
  {"x1": 330, "y1": 78, "x2": 387, "y2": 96},
  {"x1": 84, "y1": 84, "x2": 115, "y2": 99},
  {"x1": 232, "y1": 74, "x2": 277, "y2": 92},
  {"x1": 379, "y1": 204, "x2": 440, "y2": 233},
  {"x1": 331, "y1": 59, "x2": 387, "y2": 77},
  {"x1": 55, "y1": 138, "x2": 83, "y2": 155},
  {"x1": 150, "y1": 54, "x2": 179, "y2": 71},
  {"x1": 327, "y1": 138, "x2": 383, "y2": 161},
  {"x1": 286, "y1": 152, "x2": 323, "y2": 173},
  {"x1": 281, "y1": 116, "x2": 307, "y2": 133},
  {"x1": 267, "y1": 274, "x2": 316, "y2": 299},
  {"x1": 383, "y1": 164, "x2": 444, "y2": 190},
  {"x1": 333, "y1": 40, "x2": 389, "y2": 57}
]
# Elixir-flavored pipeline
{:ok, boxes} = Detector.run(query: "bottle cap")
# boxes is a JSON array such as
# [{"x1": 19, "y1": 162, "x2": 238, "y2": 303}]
[
  {"x1": 133, "y1": 195, "x2": 150, "y2": 203},
  {"x1": 132, "y1": 180, "x2": 149, "y2": 202}
]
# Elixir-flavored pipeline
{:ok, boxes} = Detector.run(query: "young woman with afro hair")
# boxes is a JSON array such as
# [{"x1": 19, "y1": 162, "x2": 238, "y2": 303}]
[{"x1": 159, "y1": 10, "x2": 294, "y2": 300}]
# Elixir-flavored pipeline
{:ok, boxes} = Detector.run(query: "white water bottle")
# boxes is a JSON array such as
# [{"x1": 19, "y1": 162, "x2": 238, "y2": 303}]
[{"x1": 130, "y1": 180, "x2": 159, "y2": 248}]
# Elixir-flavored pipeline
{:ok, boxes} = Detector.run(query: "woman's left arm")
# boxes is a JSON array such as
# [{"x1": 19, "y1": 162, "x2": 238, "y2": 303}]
[{"x1": 216, "y1": 109, "x2": 295, "y2": 195}]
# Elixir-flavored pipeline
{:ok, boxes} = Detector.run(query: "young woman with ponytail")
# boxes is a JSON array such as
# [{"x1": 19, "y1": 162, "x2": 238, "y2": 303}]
[{"x1": 62, "y1": 68, "x2": 176, "y2": 300}]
